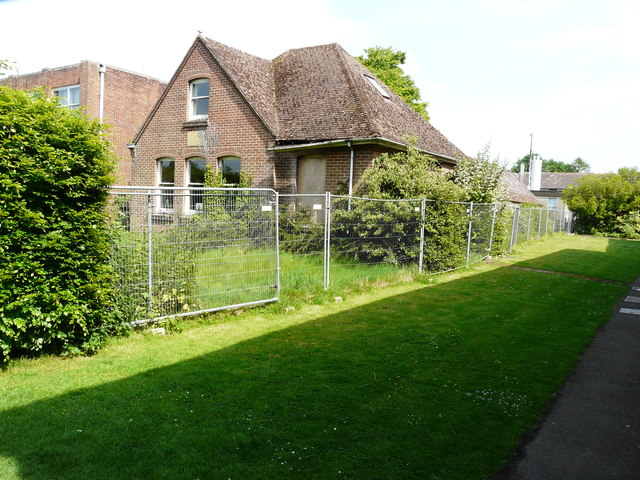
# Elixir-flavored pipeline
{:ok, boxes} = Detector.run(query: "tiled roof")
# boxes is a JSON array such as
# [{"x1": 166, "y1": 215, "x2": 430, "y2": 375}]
[
  {"x1": 503, "y1": 171, "x2": 541, "y2": 204},
  {"x1": 201, "y1": 37, "x2": 278, "y2": 135},
  {"x1": 521, "y1": 172, "x2": 592, "y2": 191},
  {"x1": 201, "y1": 37, "x2": 465, "y2": 161}
]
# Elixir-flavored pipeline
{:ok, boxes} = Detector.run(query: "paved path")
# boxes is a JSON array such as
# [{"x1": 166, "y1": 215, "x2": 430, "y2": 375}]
[{"x1": 494, "y1": 277, "x2": 640, "y2": 480}]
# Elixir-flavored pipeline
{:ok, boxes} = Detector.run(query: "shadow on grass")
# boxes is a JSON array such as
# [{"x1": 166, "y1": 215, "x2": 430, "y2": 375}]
[
  {"x1": 510, "y1": 238, "x2": 640, "y2": 283},
  {"x1": 0, "y1": 253, "x2": 631, "y2": 480}
]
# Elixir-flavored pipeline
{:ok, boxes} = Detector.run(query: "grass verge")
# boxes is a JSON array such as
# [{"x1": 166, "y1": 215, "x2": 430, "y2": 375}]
[{"x1": 1, "y1": 235, "x2": 638, "y2": 480}]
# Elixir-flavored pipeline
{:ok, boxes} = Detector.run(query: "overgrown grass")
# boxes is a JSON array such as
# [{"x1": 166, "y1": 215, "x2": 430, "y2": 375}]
[{"x1": 1, "y1": 235, "x2": 638, "y2": 480}]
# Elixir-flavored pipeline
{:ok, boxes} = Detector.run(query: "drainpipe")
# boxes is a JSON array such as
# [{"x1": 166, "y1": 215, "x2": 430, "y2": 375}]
[
  {"x1": 98, "y1": 64, "x2": 106, "y2": 123},
  {"x1": 348, "y1": 140, "x2": 355, "y2": 210}
]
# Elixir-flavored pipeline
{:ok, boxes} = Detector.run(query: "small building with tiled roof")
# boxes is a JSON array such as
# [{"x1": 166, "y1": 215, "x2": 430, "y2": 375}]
[
  {"x1": 129, "y1": 35, "x2": 465, "y2": 206},
  {"x1": 520, "y1": 172, "x2": 592, "y2": 212},
  {"x1": 502, "y1": 171, "x2": 541, "y2": 205}
]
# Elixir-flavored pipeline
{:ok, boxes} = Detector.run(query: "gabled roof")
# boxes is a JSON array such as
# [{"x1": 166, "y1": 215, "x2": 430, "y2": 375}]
[
  {"x1": 200, "y1": 37, "x2": 278, "y2": 136},
  {"x1": 521, "y1": 172, "x2": 592, "y2": 191},
  {"x1": 136, "y1": 36, "x2": 465, "y2": 161},
  {"x1": 503, "y1": 171, "x2": 541, "y2": 204}
]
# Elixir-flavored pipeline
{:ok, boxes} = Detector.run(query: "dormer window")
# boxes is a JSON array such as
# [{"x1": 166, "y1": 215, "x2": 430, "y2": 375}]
[
  {"x1": 363, "y1": 75, "x2": 390, "y2": 99},
  {"x1": 189, "y1": 78, "x2": 210, "y2": 119}
]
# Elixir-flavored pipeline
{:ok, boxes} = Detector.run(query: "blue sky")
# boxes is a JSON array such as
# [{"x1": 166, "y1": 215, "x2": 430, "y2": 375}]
[{"x1": 1, "y1": 0, "x2": 638, "y2": 173}]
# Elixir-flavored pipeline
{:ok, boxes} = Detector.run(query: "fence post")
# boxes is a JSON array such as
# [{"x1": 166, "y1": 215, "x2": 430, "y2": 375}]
[
  {"x1": 538, "y1": 208, "x2": 543, "y2": 238},
  {"x1": 510, "y1": 205, "x2": 519, "y2": 251},
  {"x1": 544, "y1": 208, "x2": 549, "y2": 236},
  {"x1": 466, "y1": 202, "x2": 474, "y2": 265},
  {"x1": 526, "y1": 207, "x2": 532, "y2": 241},
  {"x1": 488, "y1": 203, "x2": 498, "y2": 256},
  {"x1": 274, "y1": 191, "x2": 281, "y2": 295},
  {"x1": 323, "y1": 192, "x2": 331, "y2": 290},
  {"x1": 418, "y1": 199, "x2": 426, "y2": 274},
  {"x1": 146, "y1": 191, "x2": 153, "y2": 315}
]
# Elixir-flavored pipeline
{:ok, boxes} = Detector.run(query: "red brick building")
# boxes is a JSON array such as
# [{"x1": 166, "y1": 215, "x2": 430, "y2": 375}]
[
  {"x1": 130, "y1": 35, "x2": 466, "y2": 204},
  {"x1": 1, "y1": 61, "x2": 166, "y2": 184}
]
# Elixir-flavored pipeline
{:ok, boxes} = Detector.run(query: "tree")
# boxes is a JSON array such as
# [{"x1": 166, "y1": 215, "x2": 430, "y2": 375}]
[
  {"x1": 571, "y1": 157, "x2": 590, "y2": 173},
  {"x1": 0, "y1": 59, "x2": 16, "y2": 77},
  {"x1": 356, "y1": 46, "x2": 430, "y2": 121},
  {"x1": 511, "y1": 155, "x2": 590, "y2": 173},
  {"x1": 562, "y1": 167, "x2": 640, "y2": 236},
  {"x1": 450, "y1": 144, "x2": 508, "y2": 204},
  {"x1": 0, "y1": 86, "x2": 123, "y2": 365}
]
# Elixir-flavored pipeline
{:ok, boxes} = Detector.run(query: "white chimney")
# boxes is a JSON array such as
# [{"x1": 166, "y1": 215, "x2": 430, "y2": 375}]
[{"x1": 529, "y1": 155, "x2": 542, "y2": 191}]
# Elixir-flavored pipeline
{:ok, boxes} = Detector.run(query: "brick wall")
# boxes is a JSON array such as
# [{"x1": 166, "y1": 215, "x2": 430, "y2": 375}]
[
  {"x1": 1, "y1": 61, "x2": 166, "y2": 184},
  {"x1": 132, "y1": 40, "x2": 277, "y2": 191},
  {"x1": 273, "y1": 144, "x2": 453, "y2": 195}
]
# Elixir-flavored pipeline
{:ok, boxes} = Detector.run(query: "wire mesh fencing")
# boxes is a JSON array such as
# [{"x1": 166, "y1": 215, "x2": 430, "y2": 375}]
[
  {"x1": 277, "y1": 195, "x2": 569, "y2": 291},
  {"x1": 508, "y1": 204, "x2": 572, "y2": 250},
  {"x1": 109, "y1": 188, "x2": 571, "y2": 324},
  {"x1": 109, "y1": 187, "x2": 279, "y2": 325}
]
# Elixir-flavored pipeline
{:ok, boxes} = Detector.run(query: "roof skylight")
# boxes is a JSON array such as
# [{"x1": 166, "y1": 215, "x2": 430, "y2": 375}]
[{"x1": 363, "y1": 74, "x2": 390, "y2": 99}]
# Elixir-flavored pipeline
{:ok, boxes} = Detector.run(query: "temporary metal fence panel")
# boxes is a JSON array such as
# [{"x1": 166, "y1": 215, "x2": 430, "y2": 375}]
[
  {"x1": 467, "y1": 202, "x2": 499, "y2": 264},
  {"x1": 331, "y1": 195, "x2": 424, "y2": 266},
  {"x1": 110, "y1": 189, "x2": 570, "y2": 324},
  {"x1": 109, "y1": 187, "x2": 279, "y2": 325},
  {"x1": 278, "y1": 193, "x2": 328, "y2": 290}
]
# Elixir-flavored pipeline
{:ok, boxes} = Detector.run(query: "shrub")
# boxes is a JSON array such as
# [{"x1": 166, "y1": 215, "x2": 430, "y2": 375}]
[
  {"x1": 0, "y1": 87, "x2": 123, "y2": 365},
  {"x1": 615, "y1": 211, "x2": 640, "y2": 239},
  {"x1": 279, "y1": 202, "x2": 324, "y2": 255},
  {"x1": 330, "y1": 146, "x2": 472, "y2": 270},
  {"x1": 563, "y1": 168, "x2": 640, "y2": 236}
]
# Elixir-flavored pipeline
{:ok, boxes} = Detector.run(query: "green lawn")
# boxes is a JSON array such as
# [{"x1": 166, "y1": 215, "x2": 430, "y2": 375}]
[
  {"x1": 1, "y1": 235, "x2": 638, "y2": 480},
  {"x1": 502, "y1": 234, "x2": 640, "y2": 283}
]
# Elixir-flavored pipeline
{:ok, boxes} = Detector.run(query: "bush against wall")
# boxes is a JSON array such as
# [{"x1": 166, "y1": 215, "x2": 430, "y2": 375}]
[
  {"x1": 331, "y1": 146, "x2": 471, "y2": 270},
  {"x1": 0, "y1": 87, "x2": 123, "y2": 365}
]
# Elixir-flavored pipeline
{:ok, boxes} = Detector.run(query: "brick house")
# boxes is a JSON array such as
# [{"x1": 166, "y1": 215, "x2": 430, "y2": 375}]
[
  {"x1": 128, "y1": 35, "x2": 466, "y2": 213},
  {"x1": 0, "y1": 61, "x2": 166, "y2": 184}
]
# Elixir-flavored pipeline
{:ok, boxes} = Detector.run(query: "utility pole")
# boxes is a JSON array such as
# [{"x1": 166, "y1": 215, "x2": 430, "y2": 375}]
[{"x1": 529, "y1": 133, "x2": 533, "y2": 162}]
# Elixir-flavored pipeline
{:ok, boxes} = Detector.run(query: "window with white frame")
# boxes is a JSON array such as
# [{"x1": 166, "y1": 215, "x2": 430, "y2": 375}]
[
  {"x1": 157, "y1": 158, "x2": 175, "y2": 211},
  {"x1": 189, "y1": 79, "x2": 210, "y2": 119},
  {"x1": 218, "y1": 156, "x2": 241, "y2": 186},
  {"x1": 547, "y1": 197, "x2": 558, "y2": 210},
  {"x1": 187, "y1": 157, "x2": 206, "y2": 212},
  {"x1": 53, "y1": 85, "x2": 80, "y2": 109}
]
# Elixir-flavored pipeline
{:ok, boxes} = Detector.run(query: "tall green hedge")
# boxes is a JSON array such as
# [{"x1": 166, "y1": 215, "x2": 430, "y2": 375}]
[{"x1": 0, "y1": 87, "x2": 122, "y2": 366}]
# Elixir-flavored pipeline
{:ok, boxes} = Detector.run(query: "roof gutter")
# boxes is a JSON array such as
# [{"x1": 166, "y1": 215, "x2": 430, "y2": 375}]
[{"x1": 267, "y1": 137, "x2": 460, "y2": 164}]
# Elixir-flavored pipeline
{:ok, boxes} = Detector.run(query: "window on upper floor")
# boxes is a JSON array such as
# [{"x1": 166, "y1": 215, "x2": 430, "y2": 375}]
[
  {"x1": 218, "y1": 156, "x2": 241, "y2": 186},
  {"x1": 187, "y1": 157, "x2": 207, "y2": 212},
  {"x1": 547, "y1": 197, "x2": 558, "y2": 210},
  {"x1": 53, "y1": 85, "x2": 80, "y2": 109},
  {"x1": 157, "y1": 158, "x2": 175, "y2": 212},
  {"x1": 189, "y1": 79, "x2": 210, "y2": 120}
]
